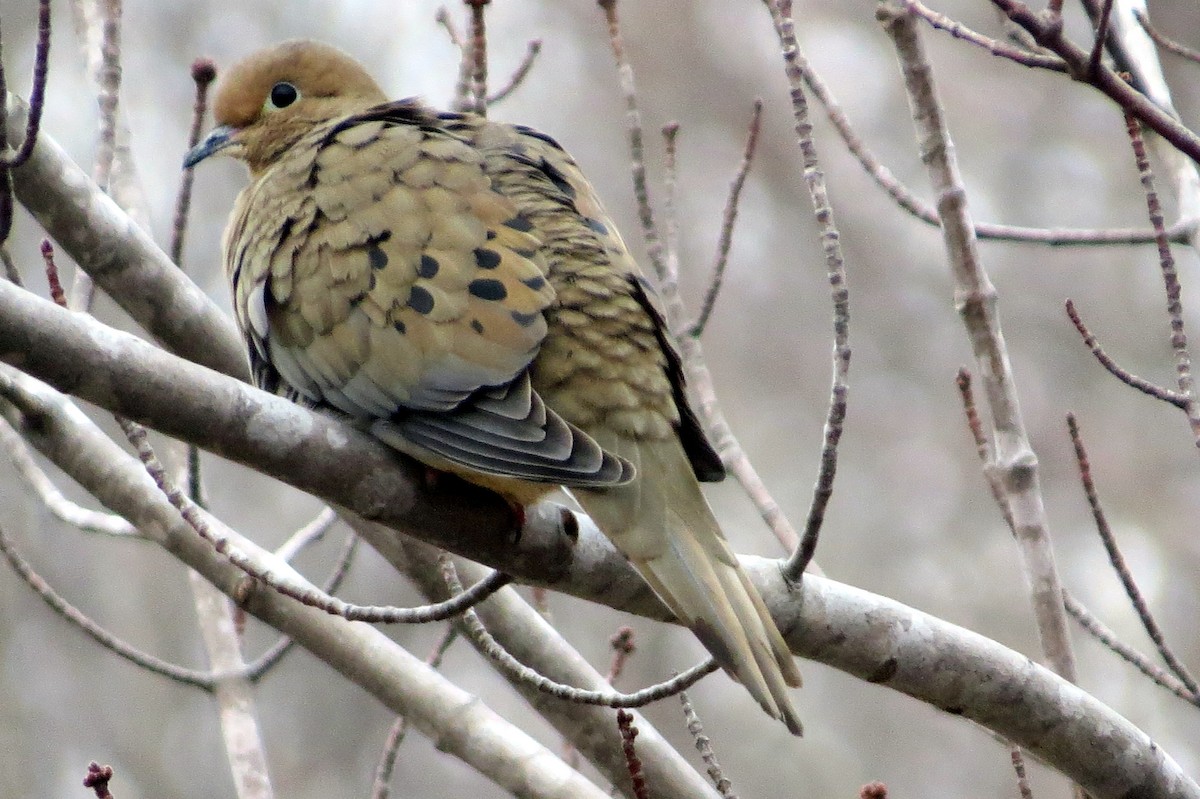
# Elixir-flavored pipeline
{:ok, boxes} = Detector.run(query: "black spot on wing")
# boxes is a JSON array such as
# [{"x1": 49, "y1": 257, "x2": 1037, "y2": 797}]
[
  {"x1": 468, "y1": 278, "x2": 507, "y2": 301},
  {"x1": 474, "y1": 248, "x2": 502, "y2": 270},
  {"x1": 394, "y1": 319, "x2": 407, "y2": 334},
  {"x1": 511, "y1": 310, "x2": 539, "y2": 327},
  {"x1": 470, "y1": 319, "x2": 484, "y2": 334},
  {"x1": 418, "y1": 254, "x2": 440, "y2": 278},
  {"x1": 408, "y1": 285, "x2": 435, "y2": 314},
  {"x1": 584, "y1": 217, "x2": 608, "y2": 236},
  {"x1": 521, "y1": 275, "x2": 546, "y2": 291},
  {"x1": 503, "y1": 215, "x2": 534, "y2": 232},
  {"x1": 368, "y1": 245, "x2": 389, "y2": 270}
]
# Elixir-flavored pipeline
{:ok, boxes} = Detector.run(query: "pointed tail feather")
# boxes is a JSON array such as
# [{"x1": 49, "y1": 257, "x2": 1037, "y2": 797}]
[{"x1": 574, "y1": 438, "x2": 803, "y2": 735}]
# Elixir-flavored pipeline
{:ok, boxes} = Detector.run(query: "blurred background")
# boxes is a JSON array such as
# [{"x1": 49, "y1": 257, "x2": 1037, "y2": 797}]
[{"x1": 2, "y1": 0, "x2": 1199, "y2": 796}]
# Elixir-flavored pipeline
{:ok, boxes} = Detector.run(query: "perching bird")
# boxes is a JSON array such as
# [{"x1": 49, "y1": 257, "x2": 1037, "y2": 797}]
[{"x1": 185, "y1": 39, "x2": 803, "y2": 733}]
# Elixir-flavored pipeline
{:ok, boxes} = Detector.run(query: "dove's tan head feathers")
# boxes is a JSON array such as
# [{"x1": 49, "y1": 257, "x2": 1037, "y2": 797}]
[{"x1": 185, "y1": 40, "x2": 387, "y2": 174}]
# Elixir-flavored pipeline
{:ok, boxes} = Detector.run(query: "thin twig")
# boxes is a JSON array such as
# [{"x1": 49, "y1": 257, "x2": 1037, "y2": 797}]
[
  {"x1": 1063, "y1": 591, "x2": 1199, "y2": 705},
  {"x1": 807, "y1": 9, "x2": 1188, "y2": 247},
  {"x1": 274, "y1": 506, "x2": 339, "y2": 563},
  {"x1": 1066, "y1": 413, "x2": 1199, "y2": 694},
  {"x1": 0, "y1": 413, "x2": 138, "y2": 537},
  {"x1": 1011, "y1": 746, "x2": 1034, "y2": 799},
  {"x1": 1087, "y1": 0, "x2": 1117, "y2": 78},
  {"x1": 0, "y1": 0, "x2": 51, "y2": 169},
  {"x1": 691, "y1": 100, "x2": 762, "y2": 338},
  {"x1": 465, "y1": 0, "x2": 489, "y2": 117},
  {"x1": 83, "y1": 762, "x2": 115, "y2": 799},
  {"x1": 71, "y1": 0, "x2": 124, "y2": 312},
  {"x1": 436, "y1": 6, "x2": 473, "y2": 112},
  {"x1": 606, "y1": 626, "x2": 636, "y2": 685},
  {"x1": 617, "y1": 710, "x2": 650, "y2": 799},
  {"x1": 1065, "y1": 299, "x2": 1186, "y2": 407},
  {"x1": 1134, "y1": 9, "x2": 1200, "y2": 65},
  {"x1": 441, "y1": 556, "x2": 718, "y2": 707},
  {"x1": 767, "y1": 0, "x2": 851, "y2": 583},
  {"x1": 486, "y1": 39, "x2": 542, "y2": 106},
  {"x1": 243, "y1": 531, "x2": 360, "y2": 683},
  {"x1": 660, "y1": 122, "x2": 681, "y2": 297},
  {"x1": 171, "y1": 58, "x2": 216, "y2": 267},
  {"x1": 598, "y1": 0, "x2": 667, "y2": 280},
  {"x1": 41, "y1": 239, "x2": 66, "y2": 307},
  {"x1": 681, "y1": 691, "x2": 737, "y2": 799},
  {"x1": 990, "y1": 0, "x2": 1200, "y2": 166},
  {"x1": 0, "y1": 246, "x2": 20, "y2": 285},
  {"x1": 903, "y1": 0, "x2": 1066, "y2": 70},
  {"x1": 1122, "y1": 110, "x2": 1200, "y2": 443},
  {"x1": 955, "y1": 369, "x2": 1016, "y2": 531},
  {"x1": 0, "y1": 522, "x2": 215, "y2": 689},
  {"x1": 118, "y1": 419, "x2": 513, "y2": 624}
]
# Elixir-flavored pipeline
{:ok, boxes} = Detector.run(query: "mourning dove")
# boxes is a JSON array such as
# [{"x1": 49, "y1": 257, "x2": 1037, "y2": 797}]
[{"x1": 185, "y1": 39, "x2": 803, "y2": 734}]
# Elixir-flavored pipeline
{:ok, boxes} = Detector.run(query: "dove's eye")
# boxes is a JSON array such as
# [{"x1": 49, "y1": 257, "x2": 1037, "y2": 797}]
[{"x1": 266, "y1": 81, "x2": 299, "y2": 110}]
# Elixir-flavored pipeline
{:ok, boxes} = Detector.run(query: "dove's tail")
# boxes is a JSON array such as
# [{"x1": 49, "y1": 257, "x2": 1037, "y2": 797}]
[{"x1": 575, "y1": 438, "x2": 803, "y2": 735}]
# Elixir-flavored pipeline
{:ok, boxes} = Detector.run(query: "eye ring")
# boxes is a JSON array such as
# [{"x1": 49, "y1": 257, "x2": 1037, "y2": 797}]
[{"x1": 266, "y1": 81, "x2": 299, "y2": 110}]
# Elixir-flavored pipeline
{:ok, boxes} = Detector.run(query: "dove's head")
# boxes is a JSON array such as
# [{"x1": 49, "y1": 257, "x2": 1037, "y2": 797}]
[{"x1": 184, "y1": 40, "x2": 387, "y2": 174}]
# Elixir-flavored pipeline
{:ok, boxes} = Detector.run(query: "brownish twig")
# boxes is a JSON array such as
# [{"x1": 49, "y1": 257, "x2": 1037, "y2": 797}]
[
  {"x1": 0, "y1": 522, "x2": 216, "y2": 689},
  {"x1": 486, "y1": 39, "x2": 542, "y2": 106},
  {"x1": 859, "y1": 782, "x2": 889, "y2": 799},
  {"x1": 800, "y1": 26, "x2": 1190, "y2": 247},
  {"x1": 989, "y1": 0, "x2": 1200, "y2": 166},
  {"x1": 768, "y1": 0, "x2": 851, "y2": 582},
  {"x1": 691, "y1": 100, "x2": 762, "y2": 338},
  {"x1": 0, "y1": 0, "x2": 51, "y2": 246},
  {"x1": 1066, "y1": 414, "x2": 1199, "y2": 694},
  {"x1": 1135, "y1": 10, "x2": 1200, "y2": 65},
  {"x1": 606, "y1": 626, "x2": 636, "y2": 685},
  {"x1": 680, "y1": 691, "x2": 737, "y2": 799},
  {"x1": 598, "y1": 0, "x2": 667, "y2": 281},
  {"x1": 0, "y1": 0, "x2": 51, "y2": 169},
  {"x1": 1011, "y1": 746, "x2": 1034, "y2": 799},
  {"x1": 1087, "y1": 0, "x2": 1116, "y2": 78},
  {"x1": 83, "y1": 762, "x2": 115, "y2": 799},
  {"x1": 435, "y1": 6, "x2": 473, "y2": 112},
  {"x1": 465, "y1": 0, "x2": 489, "y2": 117},
  {"x1": 1065, "y1": 299, "x2": 1186, "y2": 407},
  {"x1": 1063, "y1": 591, "x2": 1200, "y2": 705},
  {"x1": 955, "y1": 369, "x2": 1016, "y2": 530},
  {"x1": 41, "y1": 239, "x2": 65, "y2": 308},
  {"x1": 441, "y1": 556, "x2": 717, "y2": 707},
  {"x1": 1122, "y1": 110, "x2": 1200, "y2": 443},
  {"x1": 660, "y1": 122, "x2": 681, "y2": 296},
  {"x1": 902, "y1": 0, "x2": 1065, "y2": 71},
  {"x1": 171, "y1": 58, "x2": 216, "y2": 267},
  {"x1": 617, "y1": 709, "x2": 650, "y2": 799}
]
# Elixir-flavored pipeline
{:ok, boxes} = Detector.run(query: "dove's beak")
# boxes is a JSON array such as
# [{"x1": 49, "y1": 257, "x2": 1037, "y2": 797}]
[{"x1": 183, "y1": 125, "x2": 236, "y2": 168}]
